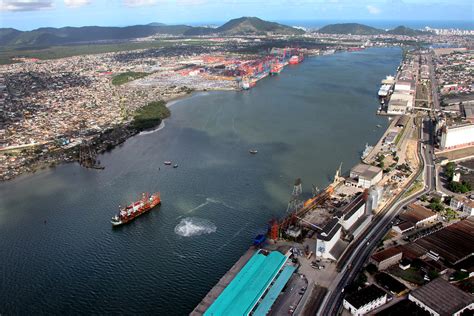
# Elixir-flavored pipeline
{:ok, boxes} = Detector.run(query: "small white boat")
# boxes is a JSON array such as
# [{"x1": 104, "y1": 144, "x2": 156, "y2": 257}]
[
  {"x1": 249, "y1": 150, "x2": 258, "y2": 154},
  {"x1": 164, "y1": 161, "x2": 172, "y2": 165}
]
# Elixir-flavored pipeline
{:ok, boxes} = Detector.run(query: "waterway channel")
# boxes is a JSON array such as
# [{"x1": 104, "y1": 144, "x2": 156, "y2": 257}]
[{"x1": 0, "y1": 47, "x2": 402, "y2": 314}]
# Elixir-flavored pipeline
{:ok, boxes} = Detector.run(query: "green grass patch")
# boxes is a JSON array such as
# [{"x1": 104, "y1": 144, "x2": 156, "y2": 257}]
[
  {"x1": 389, "y1": 267, "x2": 425, "y2": 285},
  {"x1": 395, "y1": 125, "x2": 406, "y2": 146},
  {"x1": 403, "y1": 179, "x2": 423, "y2": 198},
  {"x1": 112, "y1": 71, "x2": 150, "y2": 86},
  {"x1": 132, "y1": 101, "x2": 170, "y2": 131}
]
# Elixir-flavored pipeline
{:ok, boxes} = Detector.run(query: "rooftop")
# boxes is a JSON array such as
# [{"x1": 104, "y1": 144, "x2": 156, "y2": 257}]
[
  {"x1": 317, "y1": 218, "x2": 341, "y2": 241},
  {"x1": 414, "y1": 218, "x2": 474, "y2": 265},
  {"x1": 395, "y1": 115, "x2": 410, "y2": 127},
  {"x1": 344, "y1": 284, "x2": 387, "y2": 309},
  {"x1": 204, "y1": 250, "x2": 288, "y2": 316},
  {"x1": 400, "y1": 203, "x2": 437, "y2": 224},
  {"x1": 409, "y1": 278, "x2": 474, "y2": 315},
  {"x1": 371, "y1": 247, "x2": 403, "y2": 263},
  {"x1": 340, "y1": 192, "x2": 366, "y2": 221},
  {"x1": 351, "y1": 163, "x2": 382, "y2": 180}
]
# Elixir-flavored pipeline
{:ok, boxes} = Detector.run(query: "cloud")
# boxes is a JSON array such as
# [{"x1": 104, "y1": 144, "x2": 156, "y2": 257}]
[
  {"x1": 122, "y1": 0, "x2": 206, "y2": 7},
  {"x1": 0, "y1": 0, "x2": 52, "y2": 11},
  {"x1": 123, "y1": 0, "x2": 157, "y2": 7},
  {"x1": 366, "y1": 4, "x2": 380, "y2": 14},
  {"x1": 64, "y1": 0, "x2": 90, "y2": 7}
]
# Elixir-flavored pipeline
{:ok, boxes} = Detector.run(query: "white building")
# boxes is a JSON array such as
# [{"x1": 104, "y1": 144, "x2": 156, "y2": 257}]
[
  {"x1": 450, "y1": 197, "x2": 463, "y2": 210},
  {"x1": 387, "y1": 99, "x2": 408, "y2": 115},
  {"x1": 440, "y1": 123, "x2": 474, "y2": 150},
  {"x1": 340, "y1": 194, "x2": 367, "y2": 230},
  {"x1": 343, "y1": 284, "x2": 387, "y2": 315},
  {"x1": 316, "y1": 193, "x2": 368, "y2": 260},
  {"x1": 350, "y1": 164, "x2": 383, "y2": 189},
  {"x1": 315, "y1": 219, "x2": 341, "y2": 260},
  {"x1": 463, "y1": 199, "x2": 474, "y2": 216},
  {"x1": 394, "y1": 81, "x2": 414, "y2": 93}
]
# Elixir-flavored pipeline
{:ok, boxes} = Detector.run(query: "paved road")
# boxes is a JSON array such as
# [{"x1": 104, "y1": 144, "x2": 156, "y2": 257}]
[
  {"x1": 318, "y1": 117, "x2": 434, "y2": 315},
  {"x1": 426, "y1": 53, "x2": 440, "y2": 111}
]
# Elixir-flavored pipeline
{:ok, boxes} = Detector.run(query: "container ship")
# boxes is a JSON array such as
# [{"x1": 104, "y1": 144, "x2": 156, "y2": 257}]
[
  {"x1": 111, "y1": 192, "x2": 161, "y2": 226},
  {"x1": 289, "y1": 53, "x2": 304, "y2": 65}
]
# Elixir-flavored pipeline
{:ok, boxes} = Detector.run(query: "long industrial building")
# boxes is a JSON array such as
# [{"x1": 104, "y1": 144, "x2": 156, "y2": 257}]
[
  {"x1": 440, "y1": 123, "x2": 474, "y2": 150},
  {"x1": 194, "y1": 250, "x2": 296, "y2": 316},
  {"x1": 316, "y1": 192, "x2": 369, "y2": 260}
]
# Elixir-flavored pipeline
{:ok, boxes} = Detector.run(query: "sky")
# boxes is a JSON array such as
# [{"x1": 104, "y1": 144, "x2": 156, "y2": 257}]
[{"x1": 0, "y1": 0, "x2": 473, "y2": 30}]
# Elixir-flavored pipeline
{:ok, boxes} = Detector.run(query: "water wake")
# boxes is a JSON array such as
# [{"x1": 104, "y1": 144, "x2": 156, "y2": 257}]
[
  {"x1": 174, "y1": 217, "x2": 217, "y2": 237},
  {"x1": 215, "y1": 223, "x2": 249, "y2": 253},
  {"x1": 185, "y1": 197, "x2": 238, "y2": 214},
  {"x1": 138, "y1": 121, "x2": 165, "y2": 135},
  {"x1": 186, "y1": 200, "x2": 209, "y2": 214}
]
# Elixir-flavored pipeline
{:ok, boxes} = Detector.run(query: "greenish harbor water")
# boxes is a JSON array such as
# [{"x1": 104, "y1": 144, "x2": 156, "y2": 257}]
[{"x1": 0, "y1": 47, "x2": 401, "y2": 314}]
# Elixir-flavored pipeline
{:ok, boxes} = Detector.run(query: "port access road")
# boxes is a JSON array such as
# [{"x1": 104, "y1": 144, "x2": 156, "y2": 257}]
[{"x1": 317, "y1": 117, "x2": 434, "y2": 315}]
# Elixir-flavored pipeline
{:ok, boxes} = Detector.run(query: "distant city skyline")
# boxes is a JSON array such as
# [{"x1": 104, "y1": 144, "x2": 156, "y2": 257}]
[{"x1": 0, "y1": 0, "x2": 473, "y2": 30}]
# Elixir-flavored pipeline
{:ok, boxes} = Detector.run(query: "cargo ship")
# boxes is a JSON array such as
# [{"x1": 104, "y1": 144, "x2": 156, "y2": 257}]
[
  {"x1": 289, "y1": 54, "x2": 304, "y2": 65},
  {"x1": 111, "y1": 192, "x2": 161, "y2": 226}
]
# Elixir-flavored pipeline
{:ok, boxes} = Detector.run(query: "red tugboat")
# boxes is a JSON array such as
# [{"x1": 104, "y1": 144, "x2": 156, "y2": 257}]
[{"x1": 111, "y1": 192, "x2": 161, "y2": 226}]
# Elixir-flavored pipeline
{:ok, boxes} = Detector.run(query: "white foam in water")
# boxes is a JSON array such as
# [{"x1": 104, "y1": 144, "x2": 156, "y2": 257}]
[
  {"x1": 138, "y1": 121, "x2": 165, "y2": 135},
  {"x1": 174, "y1": 217, "x2": 217, "y2": 237}
]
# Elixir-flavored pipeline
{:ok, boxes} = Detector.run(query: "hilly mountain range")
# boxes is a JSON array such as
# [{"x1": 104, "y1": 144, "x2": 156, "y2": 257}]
[
  {"x1": 0, "y1": 18, "x2": 429, "y2": 49},
  {"x1": 0, "y1": 25, "x2": 192, "y2": 47},
  {"x1": 317, "y1": 23, "x2": 429, "y2": 36},
  {"x1": 0, "y1": 17, "x2": 303, "y2": 48},
  {"x1": 317, "y1": 23, "x2": 381, "y2": 35},
  {"x1": 184, "y1": 17, "x2": 304, "y2": 36}
]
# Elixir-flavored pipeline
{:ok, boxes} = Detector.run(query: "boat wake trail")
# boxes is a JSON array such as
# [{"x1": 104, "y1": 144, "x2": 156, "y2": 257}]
[
  {"x1": 138, "y1": 121, "x2": 165, "y2": 135},
  {"x1": 174, "y1": 217, "x2": 217, "y2": 237},
  {"x1": 185, "y1": 197, "x2": 238, "y2": 214},
  {"x1": 215, "y1": 223, "x2": 249, "y2": 253},
  {"x1": 205, "y1": 197, "x2": 238, "y2": 211}
]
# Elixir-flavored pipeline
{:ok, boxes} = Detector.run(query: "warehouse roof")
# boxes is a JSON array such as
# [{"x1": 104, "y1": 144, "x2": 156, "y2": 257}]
[
  {"x1": 371, "y1": 247, "x2": 403, "y2": 263},
  {"x1": 344, "y1": 284, "x2": 386, "y2": 309},
  {"x1": 341, "y1": 193, "x2": 366, "y2": 221},
  {"x1": 252, "y1": 265, "x2": 296, "y2": 316},
  {"x1": 351, "y1": 163, "x2": 382, "y2": 181},
  {"x1": 395, "y1": 115, "x2": 410, "y2": 127},
  {"x1": 317, "y1": 218, "x2": 341, "y2": 241},
  {"x1": 414, "y1": 218, "x2": 474, "y2": 265},
  {"x1": 204, "y1": 250, "x2": 287, "y2": 316},
  {"x1": 400, "y1": 203, "x2": 437, "y2": 224},
  {"x1": 409, "y1": 278, "x2": 474, "y2": 315}
]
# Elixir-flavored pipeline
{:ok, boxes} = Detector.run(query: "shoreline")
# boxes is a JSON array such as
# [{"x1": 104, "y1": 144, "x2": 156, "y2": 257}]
[
  {"x1": 0, "y1": 50, "x2": 386, "y2": 182},
  {"x1": 1, "y1": 87, "x2": 239, "y2": 182},
  {"x1": 0, "y1": 90, "x2": 196, "y2": 182}
]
